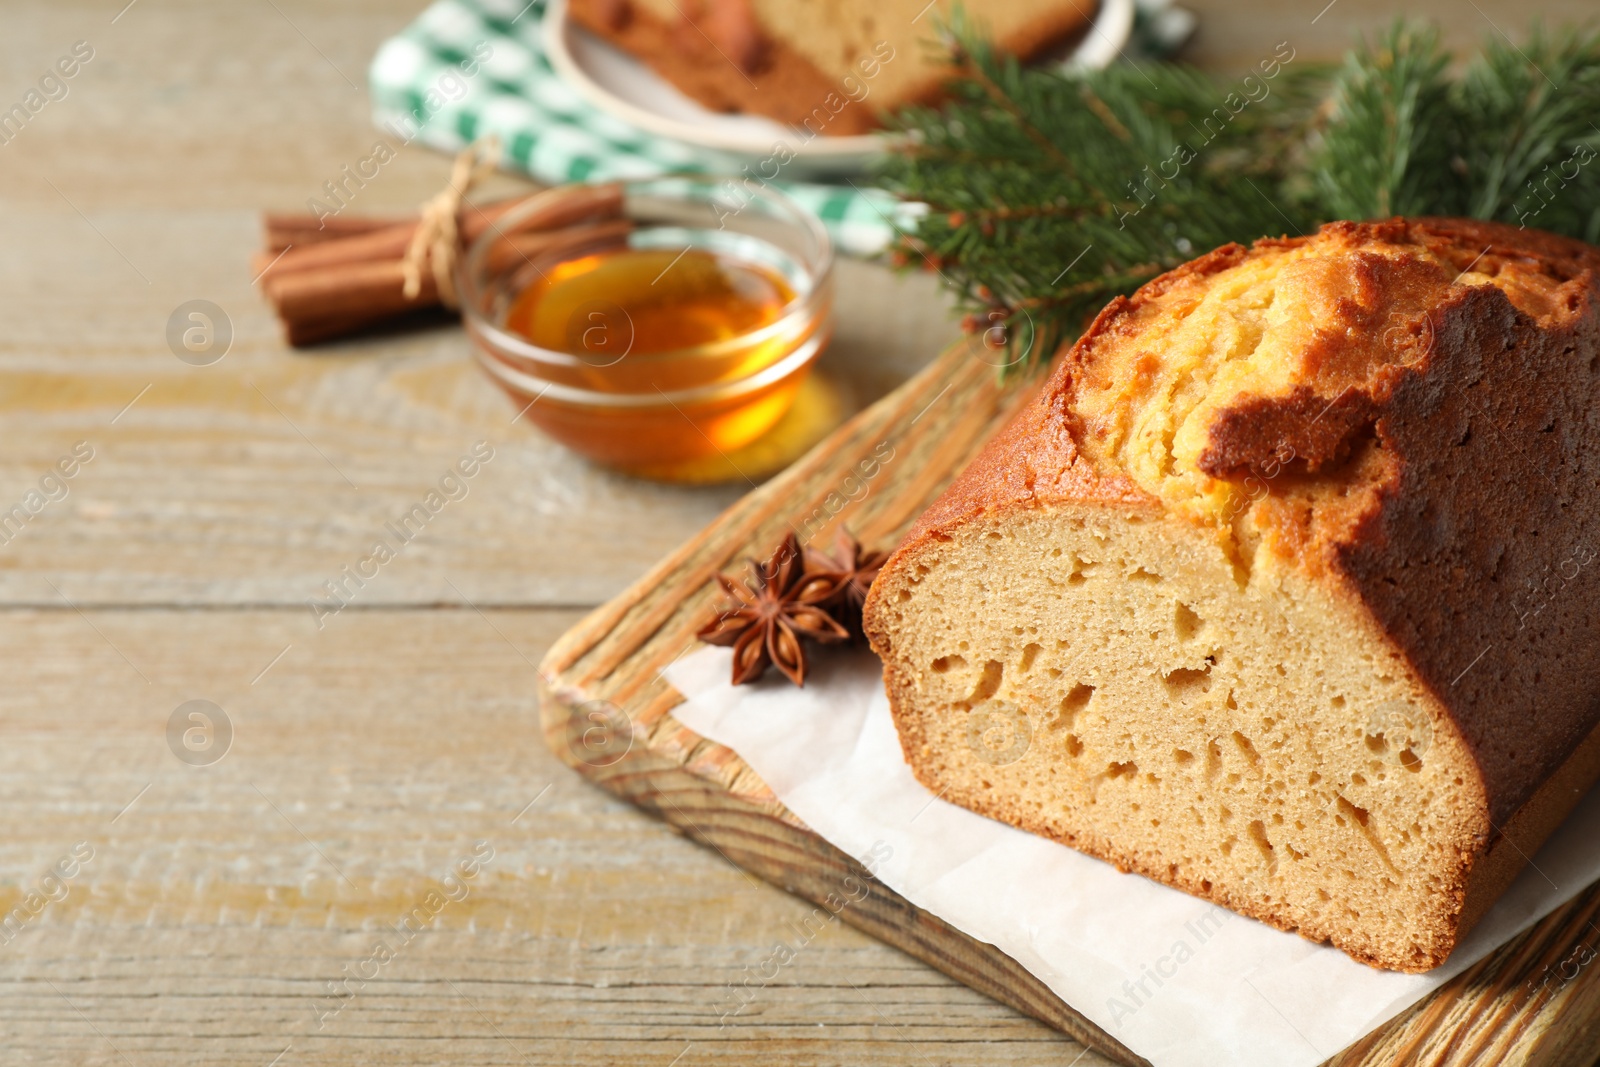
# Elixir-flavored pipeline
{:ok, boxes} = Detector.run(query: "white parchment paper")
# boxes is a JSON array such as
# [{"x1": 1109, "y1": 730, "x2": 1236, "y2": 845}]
[{"x1": 663, "y1": 645, "x2": 1600, "y2": 1067}]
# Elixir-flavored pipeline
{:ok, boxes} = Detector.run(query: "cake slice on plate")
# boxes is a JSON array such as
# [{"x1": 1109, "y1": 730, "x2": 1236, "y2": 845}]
[
  {"x1": 567, "y1": 0, "x2": 1099, "y2": 136},
  {"x1": 864, "y1": 218, "x2": 1600, "y2": 972}
]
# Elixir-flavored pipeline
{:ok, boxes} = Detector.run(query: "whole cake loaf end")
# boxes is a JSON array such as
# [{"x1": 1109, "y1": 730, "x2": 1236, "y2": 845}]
[{"x1": 864, "y1": 217, "x2": 1600, "y2": 972}]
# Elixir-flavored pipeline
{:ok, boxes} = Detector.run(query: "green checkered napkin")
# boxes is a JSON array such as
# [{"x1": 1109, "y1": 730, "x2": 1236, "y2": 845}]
[{"x1": 367, "y1": 0, "x2": 910, "y2": 256}]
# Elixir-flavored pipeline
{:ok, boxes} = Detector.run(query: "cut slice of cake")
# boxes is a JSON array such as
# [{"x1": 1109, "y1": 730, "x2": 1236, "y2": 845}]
[
  {"x1": 863, "y1": 218, "x2": 1600, "y2": 972},
  {"x1": 567, "y1": 0, "x2": 1098, "y2": 136}
]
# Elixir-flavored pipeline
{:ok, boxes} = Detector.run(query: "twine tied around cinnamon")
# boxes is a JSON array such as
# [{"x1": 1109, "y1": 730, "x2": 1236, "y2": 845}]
[{"x1": 400, "y1": 135, "x2": 502, "y2": 308}]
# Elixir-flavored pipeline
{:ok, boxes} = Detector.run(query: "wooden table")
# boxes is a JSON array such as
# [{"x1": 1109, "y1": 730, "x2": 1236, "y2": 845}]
[{"x1": 0, "y1": 2, "x2": 1588, "y2": 1064}]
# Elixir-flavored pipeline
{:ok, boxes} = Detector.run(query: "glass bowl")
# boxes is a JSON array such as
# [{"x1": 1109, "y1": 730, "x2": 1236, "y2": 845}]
[{"x1": 458, "y1": 177, "x2": 834, "y2": 474}]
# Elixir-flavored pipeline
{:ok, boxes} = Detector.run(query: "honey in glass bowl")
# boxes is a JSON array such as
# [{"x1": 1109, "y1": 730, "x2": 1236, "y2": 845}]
[{"x1": 459, "y1": 179, "x2": 834, "y2": 475}]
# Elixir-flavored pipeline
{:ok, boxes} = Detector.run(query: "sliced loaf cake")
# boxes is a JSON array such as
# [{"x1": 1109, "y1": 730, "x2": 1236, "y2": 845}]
[
  {"x1": 567, "y1": 0, "x2": 1098, "y2": 135},
  {"x1": 864, "y1": 218, "x2": 1600, "y2": 971}
]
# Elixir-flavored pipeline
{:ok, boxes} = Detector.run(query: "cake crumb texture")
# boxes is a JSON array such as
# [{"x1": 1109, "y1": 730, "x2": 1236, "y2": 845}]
[{"x1": 865, "y1": 218, "x2": 1600, "y2": 971}]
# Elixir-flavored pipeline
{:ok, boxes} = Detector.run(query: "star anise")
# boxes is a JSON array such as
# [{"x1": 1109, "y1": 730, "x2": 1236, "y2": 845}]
[
  {"x1": 697, "y1": 532, "x2": 848, "y2": 685},
  {"x1": 804, "y1": 528, "x2": 890, "y2": 641}
]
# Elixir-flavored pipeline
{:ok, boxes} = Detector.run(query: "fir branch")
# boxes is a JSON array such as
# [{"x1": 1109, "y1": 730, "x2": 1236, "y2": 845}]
[
  {"x1": 1456, "y1": 27, "x2": 1600, "y2": 238},
  {"x1": 1310, "y1": 23, "x2": 1457, "y2": 219},
  {"x1": 1310, "y1": 22, "x2": 1600, "y2": 229},
  {"x1": 880, "y1": 19, "x2": 1315, "y2": 377},
  {"x1": 880, "y1": 16, "x2": 1600, "y2": 375}
]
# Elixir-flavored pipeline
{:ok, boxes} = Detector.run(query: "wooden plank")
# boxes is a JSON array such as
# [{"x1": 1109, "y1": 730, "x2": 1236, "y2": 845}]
[
  {"x1": 0, "y1": 204, "x2": 958, "y2": 607},
  {"x1": 0, "y1": 9, "x2": 960, "y2": 610},
  {"x1": 0, "y1": 606, "x2": 1096, "y2": 1066},
  {"x1": 539, "y1": 339, "x2": 1600, "y2": 1067},
  {"x1": 6, "y1": 3, "x2": 1593, "y2": 1064}
]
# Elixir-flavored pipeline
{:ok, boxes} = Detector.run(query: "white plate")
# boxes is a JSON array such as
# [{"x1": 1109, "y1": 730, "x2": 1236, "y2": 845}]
[{"x1": 543, "y1": 0, "x2": 1135, "y2": 177}]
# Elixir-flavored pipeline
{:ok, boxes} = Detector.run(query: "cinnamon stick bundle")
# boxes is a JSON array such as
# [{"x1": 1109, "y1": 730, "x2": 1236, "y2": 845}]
[{"x1": 255, "y1": 184, "x2": 627, "y2": 347}]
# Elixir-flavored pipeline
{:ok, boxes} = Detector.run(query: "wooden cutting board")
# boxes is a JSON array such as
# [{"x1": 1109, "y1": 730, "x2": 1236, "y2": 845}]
[{"x1": 537, "y1": 338, "x2": 1600, "y2": 1067}]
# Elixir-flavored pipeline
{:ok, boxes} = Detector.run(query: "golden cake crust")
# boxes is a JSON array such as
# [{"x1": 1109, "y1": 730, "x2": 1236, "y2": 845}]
[
  {"x1": 866, "y1": 217, "x2": 1600, "y2": 970},
  {"x1": 889, "y1": 217, "x2": 1600, "y2": 825}
]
